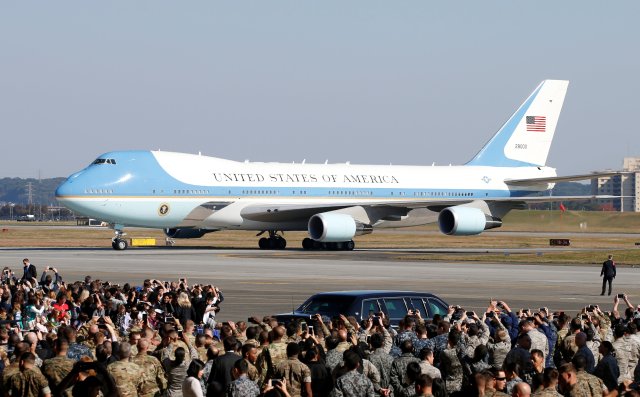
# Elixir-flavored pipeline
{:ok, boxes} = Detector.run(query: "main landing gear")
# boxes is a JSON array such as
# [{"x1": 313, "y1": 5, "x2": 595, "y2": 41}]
[
  {"x1": 257, "y1": 231, "x2": 287, "y2": 250},
  {"x1": 302, "y1": 238, "x2": 355, "y2": 251},
  {"x1": 111, "y1": 228, "x2": 128, "y2": 251}
]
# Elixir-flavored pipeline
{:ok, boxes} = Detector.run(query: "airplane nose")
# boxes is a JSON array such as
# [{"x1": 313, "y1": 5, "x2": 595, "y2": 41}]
[
  {"x1": 55, "y1": 170, "x2": 84, "y2": 198},
  {"x1": 55, "y1": 180, "x2": 73, "y2": 198}
]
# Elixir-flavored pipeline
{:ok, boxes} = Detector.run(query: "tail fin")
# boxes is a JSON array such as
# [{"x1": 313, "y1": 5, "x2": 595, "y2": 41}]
[{"x1": 466, "y1": 80, "x2": 569, "y2": 167}]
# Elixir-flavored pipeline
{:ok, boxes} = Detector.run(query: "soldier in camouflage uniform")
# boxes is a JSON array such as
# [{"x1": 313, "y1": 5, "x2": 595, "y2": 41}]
[
  {"x1": 41, "y1": 339, "x2": 74, "y2": 396},
  {"x1": 2, "y1": 342, "x2": 30, "y2": 392},
  {"x1": 244, "y1": 326, "x2": 260, "y2": 348},
  {"x1": 274, "y1": 343, "x2": 312, "y2": 397},
  {"x1": 478, "y1": 369, "x2": 509, "y2": 397},
  {"x1": 61, "y1": 327, "x2": 95, "y2": 361},
  {"x1": 572, "y1": 353, "x2": 605, "y2": 397},
  {"x1": 612, "y1": 323, "x2": 633, "y2": 382},
  {"x1": 132, "y1": 338, "x2": 167, "y2": 397},
  {"x1": 532, "y1": 368, "x2": 563, "y2": 397},
  {"x1": 389, "y1": 340, "x2": 420, "y2": 396},
  {"x1": 439, "y1": 330, "x2": 465, "y2": 396},
  {"x1": 395, "y1": 316, "x2": 420, "y2": 352},
  {"x1": 241, "y1": 344, "x2": 260, "y2": 383},
  {"x1": 228, "y1": 358, "x2": 260, "y2": 397},
  {"x1": 332, "y1": 350, "x2": 376, "y2": 397},
  {"x1": 368, "y1": 332, "x2": 394, "y2": 397},
  {"x1": 107, "y1": 342, "x2": 145, "y2": 397},
  {"x1": 418, "y1": 347, "x2": 441, "y2": 380},
  {"x1": 7, "y1": 352, "x2": 51, "y2": 397},
  {"x1": 259, "y1": 326, "x2": 289, "y2": 380},
  {"x1": 558, "y1": 363, "x2": 600, "y2": 397}
]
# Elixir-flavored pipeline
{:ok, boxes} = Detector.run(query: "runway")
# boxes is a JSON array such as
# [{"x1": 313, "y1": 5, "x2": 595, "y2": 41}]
[{"x1": 0, "y1": 248, "x2": 636, "y2": 321}]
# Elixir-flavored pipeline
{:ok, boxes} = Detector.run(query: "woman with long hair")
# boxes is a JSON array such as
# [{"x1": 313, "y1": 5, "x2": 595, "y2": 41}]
[
  {"x1": 182, "y1": 359, "x2": 205, "y2": 397},
  {"x1": 174, "y1": 291, "x2": 196, "y2": 326}
]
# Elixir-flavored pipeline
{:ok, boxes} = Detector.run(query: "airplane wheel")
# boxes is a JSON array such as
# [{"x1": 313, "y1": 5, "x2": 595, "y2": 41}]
[
  {"x1": 345, "y1": 240, "x2": 355, "y2": 251},
  {"x1": 258, "y1": 238, "x2": 269, "y2": 249},
  {"x1": 276, "y1": 237, "x2": 287, "y2": 250},
  {"x1": 302, "y1": 238, "x2": 313, "y2": 250},
  {"x1": 115, "y1": 239, "x2": 128, "y2": 250}
]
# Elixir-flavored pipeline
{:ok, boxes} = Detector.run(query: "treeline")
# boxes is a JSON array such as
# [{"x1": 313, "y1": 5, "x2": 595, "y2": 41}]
[{"x1": 0, "y1": 177, "x2": 66, "y2": 205}]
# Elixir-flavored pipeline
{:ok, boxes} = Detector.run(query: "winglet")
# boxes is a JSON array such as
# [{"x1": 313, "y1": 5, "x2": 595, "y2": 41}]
[{"x1": 466, "y1": 80, "x2": 569, "y2": 167}]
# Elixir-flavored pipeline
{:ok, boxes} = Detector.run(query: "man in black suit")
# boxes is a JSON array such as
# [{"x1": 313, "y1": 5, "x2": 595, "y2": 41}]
[
  {"x1": 600, "y1": 254, "x2": 616, "y2": 296},
  {"x1": 21, "y1": 258, "x2": 37, "y2": 282},
  {"x1": 209, "y1": 336, "x2": 241, "y2": 391}
]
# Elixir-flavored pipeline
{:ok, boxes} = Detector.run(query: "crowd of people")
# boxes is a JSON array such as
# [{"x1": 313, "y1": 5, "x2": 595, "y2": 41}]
[{"x1": 1, "y1": 258, "x2": 640, "y2": 397}]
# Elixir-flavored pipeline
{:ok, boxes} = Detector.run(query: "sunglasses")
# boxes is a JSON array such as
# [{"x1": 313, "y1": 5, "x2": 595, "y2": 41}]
[{"x1": 494, "y1": 377, "x2": 506, "y2": 381}]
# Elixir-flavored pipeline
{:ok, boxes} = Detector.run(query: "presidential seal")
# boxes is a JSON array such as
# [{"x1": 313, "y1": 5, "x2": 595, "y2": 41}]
[{"x1": 158, "y1": 203, "x2": 170, "y2": 216}]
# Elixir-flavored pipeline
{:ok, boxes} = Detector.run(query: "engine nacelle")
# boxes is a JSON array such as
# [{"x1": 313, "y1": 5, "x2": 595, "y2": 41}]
[
  {"x1": 164, "y1": 228, "x2": 209, "y2": 239},
  {"x1": 438, "y1": 206, "x2": 502, "y2": 236},
  {"x1": 308, "y1": 213, "x2": 372, "y2": 242}
]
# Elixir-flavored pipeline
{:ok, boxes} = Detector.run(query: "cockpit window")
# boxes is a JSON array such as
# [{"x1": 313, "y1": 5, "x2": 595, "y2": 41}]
[{"x1": 92, "y1": 158, "x2": 116, "y2": 165}]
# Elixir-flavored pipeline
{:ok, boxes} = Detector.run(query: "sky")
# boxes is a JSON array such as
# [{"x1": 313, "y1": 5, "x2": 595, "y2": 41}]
[{"x1": 0, "y1": 1, "x2": 638, "y2": 178}]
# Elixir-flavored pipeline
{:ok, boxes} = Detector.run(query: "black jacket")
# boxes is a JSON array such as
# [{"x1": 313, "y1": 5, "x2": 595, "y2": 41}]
[
  {"x1": 22, "y1": 264, "x2": 37, "y2": 281},
  {"x1": 600, "y1": 260, "x2": 616, "y2": 278}
]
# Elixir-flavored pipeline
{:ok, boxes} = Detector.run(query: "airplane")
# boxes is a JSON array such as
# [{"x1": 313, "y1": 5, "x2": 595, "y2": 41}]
[{"x1": 55, "y1": 80, "x2": 621, "y2": 250}]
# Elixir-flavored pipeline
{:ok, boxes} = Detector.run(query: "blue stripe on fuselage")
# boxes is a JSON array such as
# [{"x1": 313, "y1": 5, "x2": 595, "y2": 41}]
[{"x1": 55, "y1": 151, "x2": 545, "y2": 201}]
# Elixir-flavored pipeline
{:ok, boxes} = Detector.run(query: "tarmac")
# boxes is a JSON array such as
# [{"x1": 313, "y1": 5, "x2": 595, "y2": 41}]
[{"x1": 0, "y1": 247, "x2": 638, "y2": 321}]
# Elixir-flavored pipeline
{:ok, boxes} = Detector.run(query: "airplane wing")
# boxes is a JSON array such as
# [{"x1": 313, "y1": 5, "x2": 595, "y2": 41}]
[
  {"x1": 504, "y1": 171, "x2": 625, "y2": 186},
  {"x1": 239, "y1": 195, "x2": 617, "y2": 222}
]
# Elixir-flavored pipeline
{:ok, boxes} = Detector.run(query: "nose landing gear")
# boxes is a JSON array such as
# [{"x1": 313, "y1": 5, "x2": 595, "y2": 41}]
[{"x1": 111, "y1": 227, "x2": 128, "y2": 250}]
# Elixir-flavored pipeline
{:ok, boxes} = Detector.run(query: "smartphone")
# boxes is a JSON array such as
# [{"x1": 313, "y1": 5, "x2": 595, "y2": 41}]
[
  {"x1": 308, "y1": 326, "x2": 314, "y2": 334},
  {"x1": 142, "y1": 313, "x2": 148, "y2": 322},
  {"x1": 178, "y1": 330, "x2": 183, "y2": 337},
  {"x1": 618, "y1": 293, "x2": 625, "y2": 299},
  {"x1": 272, "y1": 379, "x2": 283, "y2": 387},
  {"x1": 539, "y1": 307, "x2": 546, "y2": 312},
  {"x1": 486, "y1": 311, "x2": 495, "y2": 318},
  {"x1": 301, "y1": 322, "x2": 308, "y2": 332},
  {"x1": 179, "y1": 278, "x2": 185, "y2": 283},
  {"x1": 196, "y1": 325, "x2": 204, "y2": 335},
  {"x1": 466, "y1": 311, "x2": 474, "y2": 317}
]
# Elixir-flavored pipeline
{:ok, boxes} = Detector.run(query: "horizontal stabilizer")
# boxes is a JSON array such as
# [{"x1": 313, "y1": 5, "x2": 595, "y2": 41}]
[{"x1": 505, "y1": 171, "x2": 626, "y2": 186}]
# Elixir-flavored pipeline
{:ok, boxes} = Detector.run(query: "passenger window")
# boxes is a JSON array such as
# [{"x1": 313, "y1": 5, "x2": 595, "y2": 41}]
[
  {"x1": 362, "y1": 299, "x2": 380, "y2": 317},
  {"x1": 407, "y1": 298, "x2": 428, "y2": 318},
  {"x1": 427, "y1": 298, "x2": 448, "y2": 317},
  {"x1": 382, "y1": 298, "x2": 407, "y2": 319}
]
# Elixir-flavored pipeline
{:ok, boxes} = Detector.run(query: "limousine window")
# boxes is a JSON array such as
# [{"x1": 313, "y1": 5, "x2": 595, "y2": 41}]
[
  {"x1": 428, "y1": 298, "x2": 448, "y2": 317},
  {"x1": 362, "y1": 299, "x2": 381, "y2": 315},
  {"x1": 408, "y1": 298, "x2": 428, "y2": 318},
  {"x1": 383, "y1": 298, "x2": 407, "y2": 319},
  {"x1": 298, "y1": 295, "x2": 356, "y2": 315}
]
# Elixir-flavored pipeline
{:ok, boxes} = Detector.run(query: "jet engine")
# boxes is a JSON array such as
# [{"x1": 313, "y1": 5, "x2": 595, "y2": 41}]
[
  {"x1": 438, "y1": 206, "x2": 502, "y2": 236},
  {"x1": 308, "y1": 213, "x2": 372, "y2": 242},
  {"x1": 164, "y1": 228, "x2": 210, "y2": 239}
]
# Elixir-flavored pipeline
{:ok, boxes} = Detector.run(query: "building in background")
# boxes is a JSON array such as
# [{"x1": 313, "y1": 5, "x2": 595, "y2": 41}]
[{"x1": 591, "y1": 157, "x2": 640, "y2": 212}]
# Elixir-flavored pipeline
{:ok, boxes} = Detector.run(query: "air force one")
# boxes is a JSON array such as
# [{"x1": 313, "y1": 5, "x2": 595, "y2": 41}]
[{"x1": 55, "y1": 80, "x2": 619, "y2": 250}]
